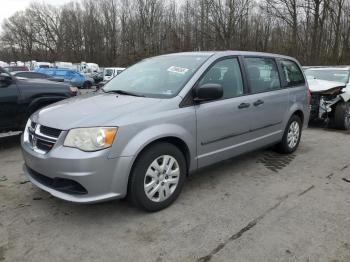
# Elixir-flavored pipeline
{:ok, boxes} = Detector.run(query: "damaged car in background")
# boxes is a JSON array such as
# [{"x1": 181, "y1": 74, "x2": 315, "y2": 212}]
[{"x1": 304, "y1": 67, "x2": 350, "y2": 130}]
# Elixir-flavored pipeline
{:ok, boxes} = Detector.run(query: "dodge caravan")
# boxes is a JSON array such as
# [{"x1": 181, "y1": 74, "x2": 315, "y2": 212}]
[{"x1": 21, "y1": 51, "x2": 310, "y2": 211}]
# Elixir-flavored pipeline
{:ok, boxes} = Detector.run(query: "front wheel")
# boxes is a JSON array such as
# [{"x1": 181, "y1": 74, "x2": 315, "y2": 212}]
[
  {"x1": 82, "y1": 81, "x2": 92, "y2": 89},
  {"x1": 276, "y1": 115, "x2": 302, "y2": 154},
  {"x1": 128, "y1": 142, "x2": 186, "y2": 212},
  {"x1": 332, "y1": 101, "x2": 350, "y2": 130}
]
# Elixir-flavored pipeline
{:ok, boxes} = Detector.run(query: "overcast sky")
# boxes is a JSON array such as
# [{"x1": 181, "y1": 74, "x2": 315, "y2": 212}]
[{"x1": 1, "y1": 0, "x2": 75, "y2": 24}]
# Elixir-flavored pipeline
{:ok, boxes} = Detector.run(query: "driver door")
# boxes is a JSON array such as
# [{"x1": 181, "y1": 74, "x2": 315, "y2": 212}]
[{"x1": 195, "y1": 57, "x2": 253, "y2": 168}]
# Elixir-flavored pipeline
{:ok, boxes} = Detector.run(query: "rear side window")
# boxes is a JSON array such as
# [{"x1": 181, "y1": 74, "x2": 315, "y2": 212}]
[
  {"x1": 23, "y1": 72, "x2": 47, "y2": 79},
  {"x1": 280, "y1": 59, "x2": 305, "y2": 87},
  {"x1": 199, "y1": 58, "x2": 244, "y2": 99},
  {"x1": 244, "y1": 57, "x2": 281, "y2": 94}
]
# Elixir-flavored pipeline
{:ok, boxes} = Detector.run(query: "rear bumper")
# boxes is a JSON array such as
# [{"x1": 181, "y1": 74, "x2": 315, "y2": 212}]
[{"x1": 21, "y1": 137, "x2": 133, "y2": 203}]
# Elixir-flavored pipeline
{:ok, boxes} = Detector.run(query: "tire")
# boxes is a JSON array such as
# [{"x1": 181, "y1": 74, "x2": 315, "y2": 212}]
[
  {"x1": 276, "y1": 115, "x2": 302, "y2": 154},
  {"x1": 128, "y1": 142, "x2": 186, "y2": 212},
  {"x1": 332, "y1": 101, "x2": 350, "y2": 130},
  {"x1": 82, "y1": 81, "x2": 92, "y2": 89}
]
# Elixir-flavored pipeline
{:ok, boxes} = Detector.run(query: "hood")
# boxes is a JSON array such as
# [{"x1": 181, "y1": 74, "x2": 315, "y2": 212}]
[
  {"x1": 32, "y1": 92, "x2": 165, "y2": 130},
  {"x1": 307, "y1": 78, "x2": 346, "y2": 93},
  {"x1": 16, "y1": 77, "x2": 69, "y2": 89}
]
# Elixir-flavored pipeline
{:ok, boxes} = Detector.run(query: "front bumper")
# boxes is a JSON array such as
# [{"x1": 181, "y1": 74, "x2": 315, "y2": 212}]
[{"x1": 21, "y1": 135, "x2": 133, "y2": 203}]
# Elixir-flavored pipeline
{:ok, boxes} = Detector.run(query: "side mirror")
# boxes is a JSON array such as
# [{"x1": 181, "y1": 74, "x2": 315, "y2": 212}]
[
  {"x1": 0, "y1": 73, "x2": 12, "y2": 87},
  {"x1": 194, "y1": 83, "x2": 223, "y2": 102}
]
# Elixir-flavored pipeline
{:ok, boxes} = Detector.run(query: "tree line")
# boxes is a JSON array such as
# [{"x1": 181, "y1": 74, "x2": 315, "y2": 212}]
[{"x1": 0, "y1": 0, "x2": 350, "y2": 67}]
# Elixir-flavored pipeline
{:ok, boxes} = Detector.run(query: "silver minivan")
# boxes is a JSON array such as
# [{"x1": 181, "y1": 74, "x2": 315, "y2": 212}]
[{"x1": 21, "y1": 51, "x2": 310, "y2": 211}]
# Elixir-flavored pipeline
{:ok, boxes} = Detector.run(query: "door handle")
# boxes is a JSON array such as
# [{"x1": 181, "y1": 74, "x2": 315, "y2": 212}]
[
  {"x1": 238, "y1": 103, "x2": 250, "y2": 109},
  {"x1": 253, "y1": 100, "x2": 264, "y2": 106}
]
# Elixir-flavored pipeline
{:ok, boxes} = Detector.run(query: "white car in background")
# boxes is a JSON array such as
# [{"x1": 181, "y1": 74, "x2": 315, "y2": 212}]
[
  {"x1": 103, "y1": 67, "x2": 125, "y2": 81},
  {"x1": 305, "y1": 66, "x2": 350, "y2": 129}
]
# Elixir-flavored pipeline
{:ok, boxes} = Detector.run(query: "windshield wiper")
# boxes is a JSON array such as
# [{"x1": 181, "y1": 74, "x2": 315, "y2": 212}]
[{"x1": 103, "y1": 89, "x2": 145, "y2": 97}]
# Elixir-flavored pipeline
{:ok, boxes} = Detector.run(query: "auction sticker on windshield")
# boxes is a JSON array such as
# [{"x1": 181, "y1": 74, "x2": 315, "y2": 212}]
[{"x1": 167, "y1": 66, "x2": 189, "y2": 74}]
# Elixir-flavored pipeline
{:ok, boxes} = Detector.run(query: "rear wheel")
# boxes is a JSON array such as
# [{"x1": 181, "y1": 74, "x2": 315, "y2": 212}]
[
  {"x1": 82, "y1": 81, "x2": 92, "y2": 89},
  {"x1": 276, "y1": 115, "x2": 302, "y2": 154},
  {"x1": 128, "y1": 142, "x2": 186, "y2": 212},
  {"x1": 332, "y1": 101, "x2": 350, "y2": 130}
]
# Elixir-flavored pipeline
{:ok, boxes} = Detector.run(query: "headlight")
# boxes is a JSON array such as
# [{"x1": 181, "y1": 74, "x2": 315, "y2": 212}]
[{"x1": 64, "y1": 127, "x2": 118, "y2": 151}]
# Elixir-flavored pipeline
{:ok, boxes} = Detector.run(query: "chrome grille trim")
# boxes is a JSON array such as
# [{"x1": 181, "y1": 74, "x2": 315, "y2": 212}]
[{"x1": 26, "y1": 122, "x2": 61, "y2": 154}]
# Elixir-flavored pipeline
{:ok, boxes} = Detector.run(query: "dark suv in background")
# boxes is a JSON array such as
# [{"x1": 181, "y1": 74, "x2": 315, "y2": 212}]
[{"x1": 0, "y1": 67, "x2": 77, "y2": 132}]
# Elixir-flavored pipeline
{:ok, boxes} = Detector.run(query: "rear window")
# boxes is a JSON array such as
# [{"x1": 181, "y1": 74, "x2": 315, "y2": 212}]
[{"x1": 280, "y1": 60, "x2": 305, "y2": 87}]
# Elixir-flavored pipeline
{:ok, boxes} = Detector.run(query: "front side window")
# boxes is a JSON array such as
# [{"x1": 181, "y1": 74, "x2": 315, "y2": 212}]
[
  {"x1": 198, "y1": 58, "x2": 244, "y2": 99},
  {"x1": 245, "y1": 57, "x2": 281, "y2": 94},
  {"x1": 103, "y1": 54, "x2": 211, "y2": 98},
  {"x1": 280, "y1": 60, "x2": 305, "y2": 86}
]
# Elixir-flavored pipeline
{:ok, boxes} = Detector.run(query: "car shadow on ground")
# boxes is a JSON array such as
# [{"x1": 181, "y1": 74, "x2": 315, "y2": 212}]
[{"x1": 308, "y1": 122, "x2": 350, "y2": 135}]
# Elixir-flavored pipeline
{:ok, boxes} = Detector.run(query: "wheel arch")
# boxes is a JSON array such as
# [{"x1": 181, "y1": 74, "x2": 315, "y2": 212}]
[
  {"x1": 292, "y1": 109, "x2": 304, "y2": 124},
  {"x1": 130, "y1": 136, "x2": 191, "y2": 176},
  {"x1": 23, "y1": 96, "x2": 67, "y2": 126}
]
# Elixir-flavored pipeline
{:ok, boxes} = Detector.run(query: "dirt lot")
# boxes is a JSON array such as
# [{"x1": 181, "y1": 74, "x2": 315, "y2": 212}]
[{"x1": 0, "y1": 126, "x2": 350, "y2": 262}]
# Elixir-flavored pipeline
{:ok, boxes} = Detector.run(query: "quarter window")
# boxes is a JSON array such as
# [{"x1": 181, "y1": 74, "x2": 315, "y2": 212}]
[
  {"x1": 199, "y1": 58, "x2": 244, "y2": 99},
  {"x1": 244, "y1": 57, "x2": 281, "y2": 93},
  {"x1": 280, "y1": 60, "x2": 305, "y2": 86}
]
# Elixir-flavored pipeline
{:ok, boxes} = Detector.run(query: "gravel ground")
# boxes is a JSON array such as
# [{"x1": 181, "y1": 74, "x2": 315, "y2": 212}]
[{"x1": 0, "y1": 126, "x2": 350, "y2": 262}]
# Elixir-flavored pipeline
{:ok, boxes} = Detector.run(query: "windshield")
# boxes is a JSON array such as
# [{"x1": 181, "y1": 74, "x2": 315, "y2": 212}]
[
  {"x1": 305, "y1": 69, "x2": 350, "y2": 84},
  {"x1": 102, "y1": 54, "x2": 211, "y2": 98},
  {"x1": 105, "y1": 69, "x2": 114, "y2": 76}
]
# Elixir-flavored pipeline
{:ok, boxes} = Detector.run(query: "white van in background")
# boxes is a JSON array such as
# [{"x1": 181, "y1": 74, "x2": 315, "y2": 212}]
[
  {"x1": 32, "y1": 61, "x2": 52, "y2": 70},
  {"x1": 103, "y1": 67, "x2": 125, "y2": 81},
  {"x1": 54, "y1": 61, "x2": 74, "y2": 70},
  {"x1": 78, "y1": 62, "x2": 100, "y2": 76}
]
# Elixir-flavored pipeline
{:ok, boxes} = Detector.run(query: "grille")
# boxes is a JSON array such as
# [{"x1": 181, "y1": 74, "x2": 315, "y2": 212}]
[
  {"x1": 28, "y1": 122, "x2": 62, "y2": 154},
  {"x1": 40, "y1": 125, "x2": 61, "y2": 138}
]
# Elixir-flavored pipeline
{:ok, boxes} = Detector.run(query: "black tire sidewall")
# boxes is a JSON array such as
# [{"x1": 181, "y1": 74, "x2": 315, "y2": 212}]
[{"x1": 128, "y1": 142, "x2": 186, "y2": 212}]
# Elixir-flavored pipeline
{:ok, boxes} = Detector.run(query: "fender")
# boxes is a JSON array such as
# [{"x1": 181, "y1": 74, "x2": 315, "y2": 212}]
[
  {"x1": 286, "y1": 102, "x2": 307, "y2": 127},
  {"x1": 108, "y1": 123, "x2": 197, "y2": 172}
]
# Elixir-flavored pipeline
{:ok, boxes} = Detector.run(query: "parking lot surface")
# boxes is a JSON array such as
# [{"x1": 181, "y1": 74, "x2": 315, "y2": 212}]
[{"x1": 0, "y1": 127, "x2": 350, "y2": 262}]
